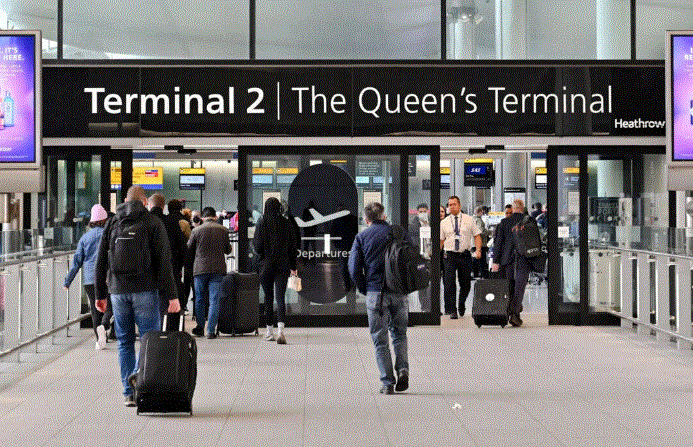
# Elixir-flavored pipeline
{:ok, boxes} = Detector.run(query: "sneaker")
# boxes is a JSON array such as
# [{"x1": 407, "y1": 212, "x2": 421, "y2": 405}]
[
  {"x1": 206, "y1": 333, "x2": 217, "y2": 339},
  {"x1": 449, "y1": 312, "x2": 458, "y2": 320},
  {"x1": 264, "y1": 331, "x2": 275, "y2": 341},
  {"x1": 96, "y1": 325, "x2": 106, "y2": 350},
  {"x1": 276, "y1": 333, "x2": 286, "y2": 345},
  {"x1": 191, "y1": 326, "x2": 204, "y2": 337},
  {"x1": 124, "y1": 394, "x2": 136, "y2": 407},
  {"x1": 94, "y1": 341, "x2": 100, "y2": 351},
  {"x1": 395, "y1": 369, "x2": 409, "y2": 392},
  {"x1": 106, "y1": 326, "x2": 116, "y2": 341},
  {"x1": 379, "y1": 385, "x2": 395, "y2": 394}
]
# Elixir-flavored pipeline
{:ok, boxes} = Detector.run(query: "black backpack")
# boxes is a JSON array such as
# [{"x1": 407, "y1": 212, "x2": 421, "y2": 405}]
[
  {"x1": 108, "y1": 216, "x2": 152, "y2": 277},
  {"x1": 511, "y1": 215, "x2": 542, "y2": 258},
  {"x1": 384, "y1": 225, "x2": 431, "y2": 294}
]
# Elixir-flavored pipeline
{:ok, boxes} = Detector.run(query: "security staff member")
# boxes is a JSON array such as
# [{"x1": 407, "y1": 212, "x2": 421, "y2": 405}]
[{"x1": 440, "y1": 196, "x2": 482, "y2": 319}]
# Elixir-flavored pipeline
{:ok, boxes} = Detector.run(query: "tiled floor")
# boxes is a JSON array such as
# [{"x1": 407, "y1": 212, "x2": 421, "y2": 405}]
[{"x1": 1, "y1": 313, "x2": 691, "y2": 447}]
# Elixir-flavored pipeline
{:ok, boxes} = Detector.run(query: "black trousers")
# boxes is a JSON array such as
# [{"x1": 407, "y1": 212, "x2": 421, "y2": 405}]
[
  {"x1": 84, "y1": 284, "x2": 112, "y2": 337},
  {"x1": 499, "y1": 256, "x2": 531, "y2": 315},
  {"x1": 261, "y1": 265, "x2": 289, "y2": 327},
  {"x1": 443, "y1": 251, "x2": 472, "y2": 315}
]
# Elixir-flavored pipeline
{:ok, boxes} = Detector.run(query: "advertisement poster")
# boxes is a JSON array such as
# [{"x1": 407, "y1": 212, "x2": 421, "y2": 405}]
[
  {"x1": 671, "y1": 34, "x2": 693, "y2": 161},
  {"x1": 0, "y1": 34, "x2": 36, "y2": 163}
]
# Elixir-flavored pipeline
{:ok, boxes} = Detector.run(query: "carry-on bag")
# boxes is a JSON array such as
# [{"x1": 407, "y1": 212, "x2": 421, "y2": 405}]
[
  {"x1": 217, "y1": 272, "x2": 260, "y2": 336},
  {"x1": 131, "y1": 313, "x2": 197, "y2": 415},
  {"x1": 472, "y1": 277, "x2": 510, "y2": 328}
]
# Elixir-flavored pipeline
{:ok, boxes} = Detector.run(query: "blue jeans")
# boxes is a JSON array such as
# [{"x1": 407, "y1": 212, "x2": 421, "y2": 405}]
[
  {"x1": 194, "y1": 273, "x2": 223, "y2": 336},
  {"x1": 366, "y1": 291, "x2": 409, "y2": 387},
  {"x1": 111, "y1": 290, "x2": 161, "y2": 396}
]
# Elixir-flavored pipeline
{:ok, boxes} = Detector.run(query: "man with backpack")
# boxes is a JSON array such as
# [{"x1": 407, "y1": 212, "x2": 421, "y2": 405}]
[
  {"x1": 94, "y1": 185, "x2": 180, "y2": 407},
  {"x1": 491, "y1": 199, "x2": 536, "y2": 327},
  {"x1": 348, "y1": 202, "x2": 414, "y2": 395}
]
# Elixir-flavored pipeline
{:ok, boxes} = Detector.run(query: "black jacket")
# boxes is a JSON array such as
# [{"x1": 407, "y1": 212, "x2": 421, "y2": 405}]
[
  {"x1": 253, "y1": 215, "x2": 297, "y2": 271},
  {"x1": 94, "y1": 200, "x2": 178, "y2": 303},
  {"x1": 492, "y1": 212, "x2": 524, "y2": 266},
  {"x1": 151, "y1": 207, "x2": 187, "y2": 274}
]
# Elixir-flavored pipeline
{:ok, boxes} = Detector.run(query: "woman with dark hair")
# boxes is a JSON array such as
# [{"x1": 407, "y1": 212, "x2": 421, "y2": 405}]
[
  {"x1": 253, "y1": 197, "x2": 297, "y2": 344},
  {"x1": 64, "y1": 204, "x2": 111, "y2": 350}
]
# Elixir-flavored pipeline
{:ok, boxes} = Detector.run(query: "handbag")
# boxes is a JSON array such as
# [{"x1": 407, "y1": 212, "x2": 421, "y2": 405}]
[{"x1": 287, "y1": 273, "x2": 302, "y2": 292}]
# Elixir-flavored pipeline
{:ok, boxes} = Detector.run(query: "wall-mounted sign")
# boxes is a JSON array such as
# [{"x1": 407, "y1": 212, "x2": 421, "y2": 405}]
[
  {"x1": 44, "y1": 65, "x2": 665, "y2": 138},
  {"x1": 112, "y1": 166, "x2": 164, "y2": 190},
  {"x1": 463, "y1": 162, "x2": 494, "y2": 187},
  {"x1": 179, "y1": 167, "x2": 205, "y2": 190},
  {"x1": 0, "y1": 31, "x2": 40, "y2": 167},
  {"x1": 535, "y1": 167, "x2": 547, "y2": 189}
]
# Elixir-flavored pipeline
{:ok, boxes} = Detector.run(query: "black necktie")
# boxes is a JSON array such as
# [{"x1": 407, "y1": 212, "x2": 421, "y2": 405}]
[{"x1": 454, "y1": 215, "x2": 460, "y2": 251}]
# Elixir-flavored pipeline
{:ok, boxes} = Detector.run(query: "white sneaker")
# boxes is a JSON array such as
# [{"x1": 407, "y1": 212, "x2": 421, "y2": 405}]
[
  {"x1": 94, "y1": 341, "x2": 100, "y2": 351},
  {"x1": 264, "y1": 331, "x2": 275, "y2": 341},
  {"x1": 96, "y1": 325, "x2": 106, "y2": 350}
]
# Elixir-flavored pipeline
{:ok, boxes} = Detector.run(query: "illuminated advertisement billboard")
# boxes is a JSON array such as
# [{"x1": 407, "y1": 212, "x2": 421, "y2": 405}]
[
  {"x1": 0, "y1": 31, "x2": 40, "y2": 166},
  {"x1": 668, "y1": 31, "x2": 693, "y2": 163}
]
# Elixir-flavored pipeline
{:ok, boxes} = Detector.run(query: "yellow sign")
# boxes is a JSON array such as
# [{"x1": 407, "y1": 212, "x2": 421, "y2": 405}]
[
  {"x1": 110, "y1": 166, "x2": 163, "y2": 190},
  {"x1": 111, "y1": 167, "x2": 121, "y2": 186},
  {"x1": 133, "y1": 167, "x2": 163, "y2": 189},
  {"x1": 277, "y1": 168, "x2": 299, "y2": 174},
  {"x1": 180, "y1": 168, "x2": 205, "y2": 175},
  {"x1": 330, "y1": 159, "x2": 347, "y2": 164},
  {"x1": 253, "y1": 168, "x2": 274, "y2": 174},
  {"x1": 440, "y1": 167, "x2": 451, "y2": 174},
  {"x1": 563, "y1": 167, "x2": 580, "y2": 174},
  {"x1": 535, "y1": 167, "x2": 547, "y2": 175},
  {"x1": 464, "y1": 158, "x2": 493, "y2": 163}
]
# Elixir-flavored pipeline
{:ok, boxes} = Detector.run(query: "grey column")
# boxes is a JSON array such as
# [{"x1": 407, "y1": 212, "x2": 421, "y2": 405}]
[
  {"x1": 497, "y1": 0, "x2": 527, "y2": 58},
  {"x1": 597, "y1": 160, "x2": 623, "y2": 198},
  {"x1": 502, "y1": 152, "x2": 527, "y2": 205},
  {"x1": 596, "y1": 0, "x2": 630, "y2": 59}
]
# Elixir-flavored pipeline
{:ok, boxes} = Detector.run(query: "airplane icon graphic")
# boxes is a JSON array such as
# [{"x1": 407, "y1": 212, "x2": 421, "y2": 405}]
[{"x1": 294, "y1": 208, "x2": 350, "y2": 228}]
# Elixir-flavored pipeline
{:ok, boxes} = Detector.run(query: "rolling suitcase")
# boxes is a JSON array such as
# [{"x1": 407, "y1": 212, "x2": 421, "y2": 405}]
[
  {"x1": 217, "y1": 272, "x2": 260, "y2": 336},
  {"x1": 131, "y1": 314, "x2": 197, "y2": 415},
  {"x1": 472, "y1": 277, "x2": 510, "y2": 328}
]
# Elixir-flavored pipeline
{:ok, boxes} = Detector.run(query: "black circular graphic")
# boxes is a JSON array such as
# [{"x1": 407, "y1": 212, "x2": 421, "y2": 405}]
[{"x1": 288, "y1": 164, "x2": 359, "y2": 304}]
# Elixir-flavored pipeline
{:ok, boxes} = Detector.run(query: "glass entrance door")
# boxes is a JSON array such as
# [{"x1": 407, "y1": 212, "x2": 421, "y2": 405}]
[
  {"x1": 547, "y1": 146, "x2": 666, "y2": 325},
  {"x1": 238, "y1": 146, "x2": 440, "y2": 327}
]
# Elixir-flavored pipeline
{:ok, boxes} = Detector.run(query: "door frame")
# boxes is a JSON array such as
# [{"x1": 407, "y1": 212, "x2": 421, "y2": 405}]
[
  {"x1": 238, "y1": 145, "x2": 440, "y2": 327},
  {"x1": 547, "y1": 145, "x2": 665, "y2": 326}
]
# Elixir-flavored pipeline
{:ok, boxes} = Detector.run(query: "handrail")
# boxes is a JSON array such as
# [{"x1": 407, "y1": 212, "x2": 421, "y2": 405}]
[
  {"x1": 605, "y1": 309, "x2": 693, "y2": 344},
  {"x1": 0, "y1": 249, "x2": 75, "y2": 268},
  {"x1": 595, "y1": 244, "x2": 693, "y2": 262},
  {"x1": 0, "y1": 314, "x2": 91, "y2": 360}
]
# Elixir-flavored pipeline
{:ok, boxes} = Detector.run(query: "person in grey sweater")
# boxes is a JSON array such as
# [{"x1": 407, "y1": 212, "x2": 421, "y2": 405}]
[{"x1": 187, "y1": 207, "x2": 231, "y2": 338}]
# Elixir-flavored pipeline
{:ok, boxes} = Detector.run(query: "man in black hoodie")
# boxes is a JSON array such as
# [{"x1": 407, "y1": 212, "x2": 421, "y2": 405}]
[
  {"x1": 95, "y1": 186, "x2": 180, "y2": 407},
  {"x1": 148, "y1": 192, "x2": 187, "y2": 318}
]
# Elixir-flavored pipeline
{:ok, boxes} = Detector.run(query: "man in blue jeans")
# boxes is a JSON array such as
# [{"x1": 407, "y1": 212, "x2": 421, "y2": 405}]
[
  {"x1": 348, "y1": 202, "x2": 409, "y2": 394},
  {"x1": 187, "y1": 206, "x2": 231, "y2": 339},
  {"x1": 94, "y1": 186, "x2": 180, "y2": 407}
]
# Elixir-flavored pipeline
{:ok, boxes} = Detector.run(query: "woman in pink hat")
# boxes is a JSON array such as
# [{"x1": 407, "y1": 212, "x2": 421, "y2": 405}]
[{"x1": 64, "y1": 204, "x2": 112, "y2": 350}]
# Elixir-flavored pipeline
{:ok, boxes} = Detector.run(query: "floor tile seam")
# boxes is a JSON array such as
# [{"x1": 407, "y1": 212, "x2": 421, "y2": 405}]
[
  {"x1": 212, "y1": 329, "x2": 265, "y2": 447},
  {"x1": 412, "y1": 346, "x2": 481, "y2": 447},
  {"x1": 0, "y1": 334, "x2": 93, "y2": 416},
  {"x1": 39, "y1": 381, "x2": 114, "y2": 447},
  {"x1": 594, "y1": 326, "x2": 693, "y2": 368},
  {"x1": 352, "y1": 326, "x2": 392, "y2": 447},
  {"x1": 439, "y1": 328, "x2": 568, "y2": 447}
]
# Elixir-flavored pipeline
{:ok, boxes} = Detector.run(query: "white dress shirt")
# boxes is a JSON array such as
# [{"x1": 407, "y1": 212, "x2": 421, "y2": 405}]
[{"x1": 440, "y1": 212, "x2": 481, "y2": 252}]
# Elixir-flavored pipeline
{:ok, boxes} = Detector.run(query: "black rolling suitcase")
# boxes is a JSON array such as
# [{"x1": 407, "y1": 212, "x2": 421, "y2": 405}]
[
  {"x1": 131, "y1": 314, "x2": 197, "y2": 415},
  {"x1": 217, "y1": 272, "x2": 260, "y2": 336},
  {"x1": 472, "y1": 278, "x2": 510, "y2": 328}
]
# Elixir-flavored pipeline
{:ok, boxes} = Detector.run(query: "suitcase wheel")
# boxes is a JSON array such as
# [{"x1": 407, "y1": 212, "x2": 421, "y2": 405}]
[{"x1": 501, "y1": 324, "x2": 506, "y2": 328}]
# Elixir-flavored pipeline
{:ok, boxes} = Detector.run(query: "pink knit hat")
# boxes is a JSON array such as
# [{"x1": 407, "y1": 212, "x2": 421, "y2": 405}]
[{"x1": 90, "y1": 204, "x2": 108, "y2": 222}]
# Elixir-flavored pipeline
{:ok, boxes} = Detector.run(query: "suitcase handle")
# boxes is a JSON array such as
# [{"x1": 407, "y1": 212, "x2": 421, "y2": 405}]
[{"x1": 162, "y1": 312, "x2": 185, "y2": 332}]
